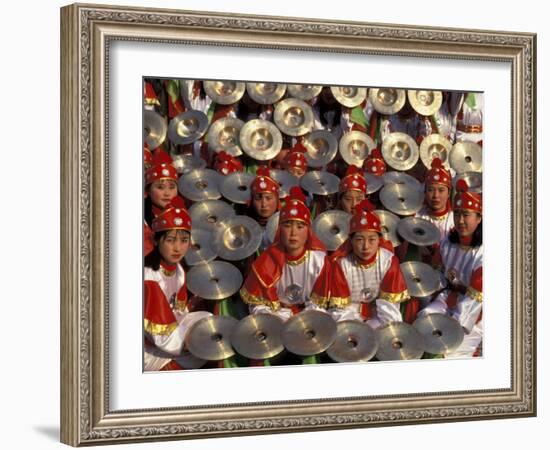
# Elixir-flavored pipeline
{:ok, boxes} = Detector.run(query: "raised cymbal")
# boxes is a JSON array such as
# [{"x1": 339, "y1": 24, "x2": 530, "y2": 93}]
[
  {"x1": 374, "y1": 209, "x2": 401, "y2": 247},
  {"x1": 383, "y1": 171, "x2": 422, "y2": 191},
  {"x1": 185, "y1": 315, "x2": 238, "y2": 361},
  {"x1": 212, "y1": 215, "x2": 263, "y2": 261},
  {"x1": 175, "y1": 350, "x2": 208, "y2": 370},
  {"x1": 303, "y1": 130, "x2": 338, "y2": 168},
  {"x1": 379, "y1": 184, "x2": 423, "y2": 216},
  {"x1": 231, "y1": 314, "x2": 285, "y2": 359},
  {"x1": 178, "y1": 168, "x2": 221, "y2": 201},
  {"x1": 287, "y1": 84, "x2": 323, "y2": 101},
  {"x1": 170, "y1": 152, "x2": 207, "y2": 175},
  {"x1": 450, "y1": 141, "x2": 482, "y2": 173},
  {"x1": 204, "y1": 80, "x2": 245, "y2": 105},
  {"x1": 265, "y1": 211, "x2": 279, "y2": 244},
  {"x1": 184, "y1": 228, "x2": 218, "y2": 266},
  {"x1": 375, "y1": 321, "x2": 424, "y2": 361},
  {"x1": 143, "y1": 110, "x2": 167, "y2": 149},
  {"x1": 189, "y1": 199, "x2": 235, "y2": 232},
  {"x1": 400, "y1": 261, "x2": 441, "y2": 298},
  {"x1": 408, "y1": 90, "x2": 443, "y2": 116},
  {"x1": 453, "y1": 171, "x2": 482, "y2": 194},
  {"x1": 246, "y1": 82, "x2": 287, "y2": 105},
  {"x1": 382, "y1": 132, "x2": 419, "y2": 171},
  {"x1": 326, "y1": 320, "x2": 378, "y2": 362},
  {"x1": 300, "y1": 170, "x2": 340, "y2": 195},
  {"x1": 274, "y1": 98, "x2": 314, "y2": 136},
  {"x1": 369, "y1": 88, "x2": 406, "y2": 115},
  {"x1": 186, "y1": 261, "x2": 243, "y2": 300},
  {"x1": 330, "y1": 86, "x2": 367, "y2": 108},
  {"x1": 207, "y1": 117, "x2": 245, "y2": 156},
  {"x1": 269, "y1": 169, "x2": 299, "y2": 198},
  {"x1": 240, "y1": 119, "x2": 283, "y2": 161},
  {"x1": 420, "y1": 134, "x2": 452, "y2": 169},
  {"x1": 339, "y1": 131, "x2": 376, "y2": 167},
  {"x1": 364, "y1": 173, "x2": 384, "y2": 194},
  {"x1": 397, "y1": 217, "x2": 440, "y2": 246},
  {"x1": 281, "y1": 310, "x2": 337, "y2": 356},
  {"x1": 312, "y1": 210, "x2": 351, "y2": 251},
  {"x1": 220, "y1": 172, "x2": 255, "y2": 204},
  {"x1": 168, "y1": 110, "x2": 209, "y2": 145},
  {"x1": 413, "y1": 313, "x2": 465, "y2": 355}
]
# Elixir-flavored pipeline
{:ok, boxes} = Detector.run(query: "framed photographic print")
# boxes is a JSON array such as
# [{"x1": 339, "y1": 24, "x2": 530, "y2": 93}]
[{"x1": 60, "y1": 3, "x2": 536, "y2": 446}]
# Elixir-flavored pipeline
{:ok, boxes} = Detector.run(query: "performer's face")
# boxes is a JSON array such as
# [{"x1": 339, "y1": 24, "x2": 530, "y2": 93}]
[
  {"x1": 252, "y1": 192, "x2": 278, "y2": 218},
  {"x1": 288, "y1": 166, "x2": 306, "y2": 178},
  {"x1": 351, "y1": 230, "x2": 380, "y2": 261},
  {"x1": 340, "y1": 190, "x2": 365, "y2": 214},
  {"x1": 453, "y1": 210, "x2": 482, "y2": 237},
  {"x1": 158, "y1": 230, "x2": 190, "y2": 265},
  {"x1": 280, "y1": 220, "x2": 308, "y2": 256},
  {"x1": 425, "y1": 184, "x2": 449, "y2": 213},
  {"x1": 148, "y1": 179, "x2": 178, "y2": 209}
]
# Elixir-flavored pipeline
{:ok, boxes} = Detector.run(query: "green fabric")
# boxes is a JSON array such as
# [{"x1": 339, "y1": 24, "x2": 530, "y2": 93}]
[
  {"x1": 422, "y1": 352, "x2": 445, "y2": 359},
  {"x1": 165, "y1": 79, "x2": 180, "y2": 103},
  {"x1": 350, "y1": 106, "x2": 368, "y2": 128},
  {"x1": 263, "y1": 358, "x2": 272, "y2": 367},
  {"x1": 302, "y1": 355, "x2": 320, "y2": 365},
  {"x1": 464, "y1": 93, "x2": 477, "y2": 109}
]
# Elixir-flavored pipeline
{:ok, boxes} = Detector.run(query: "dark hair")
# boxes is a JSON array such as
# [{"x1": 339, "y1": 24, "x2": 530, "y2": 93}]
[
  {"x1": 144, "y1": 229, "x2": 190, "y2": 271},
  {"x1": 449, "y1": 219, "x2": 483, "y2": 247},
  {"x1": 144, "y1": 194, "x2": 154, "y2": 227}
]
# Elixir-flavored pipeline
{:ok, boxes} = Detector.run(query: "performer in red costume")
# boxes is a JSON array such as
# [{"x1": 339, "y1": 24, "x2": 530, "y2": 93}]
[{"x1": 338, "y1": 165, "x2": 367, "y2": 214}]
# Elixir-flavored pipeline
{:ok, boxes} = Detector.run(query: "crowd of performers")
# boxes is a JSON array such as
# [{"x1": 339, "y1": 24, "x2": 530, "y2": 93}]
[{"x1": 142, "y1": 79, "x2": 483, "y2": 371}]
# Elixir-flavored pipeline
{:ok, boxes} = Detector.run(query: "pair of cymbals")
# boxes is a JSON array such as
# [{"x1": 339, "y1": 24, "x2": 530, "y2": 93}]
[
  {"x1": 312, "y1": 210, "x2": 351, "y2": 251},
  {"x1": 408, "y1": 90, "x2": 443, "y2": 116},
  {"x1": 453, "y1": 171, "x2": 482, "y2": 194},
  {"x1": 170, "y1": 152, "x2": 207, "y2": 175},
  {"x1": 450, "y1": 141, "x2": 482, "y2": 173},
  {"x1": 369, "y1": 88, "x2": 406, "y2": 115},
  {"x1": 327, "y1": 320, "x2": 378, "y2": 362},
  {"x1": 269, "y1": 169, "x2": 299, "y2": 198},
  {"x1": 186, "y1": 315, "x2": 238, "y2": 361},
  {"x1": 189, "y1": 199, "x2": 236, "y2": 232},
  {"x1": 339, "y1": 131, "x2": 376, "y2": 167},
  {"x1": 220, "y1": 172, "x2": 255, "y2": 204},
  {"x1": 400, "y1": 261, "x2": 441, "y2": 298},
  {"x1": 168, "y1": 110, "x2": 209, "y2": 145},
  {"x1": 186, "y1": 261, "x2": 243, "y2": 301},
  {"x1": 413, "y1": 313, "x2": 465, "y2": 355},
  {"x1": 240, "y1": 119, "x2": 283, "y2": 160},
  {"x1": 300, "y1": 170, "x2": 340, "y2": 195},
  {"x1": 420, "y1": 134, "x2": 452, "y2": 169},
  {"x1": 379, "y1": 183, "x2": 423, "y2": 216},
  {"x1": 374, "y1": 209, "x2": 401, "y2": 247},
  {"x1": 178, "y1": 169, "x2": 222, "y2": 201},
  {"x1": 184, "y1": 228, "x2": 218, "y2": 266},
  {"x1": 364, "y1": 173, "x2": 384, "y2": 194},
  {"x1": 397, "y1": 217, "x2": 440, "y2": 247},
  {"x1": 303, "y1": 130, "x2": 339, "y2": 168},
  {"x1": 208, "y1": 117, "x2": 245, "y2": 156},
  {"x1": 287, "y1": 84, "x2": 323, "y2": 101},
  {"x1": 213, "y1": 215, "x2": 263, "y2": 261},
  {"x1": 143, "y1": 110, "x2": 167, "y2": 149},
  {"x1": 330, "y1": 86, "x2": 367, "y2": 108},
  {"x1": 246, "y1": 82, "x2": 287, "y2": 105},
  {"x1": 231, "y1": 314, "x2": 285, "y2": 360},
  {"x1": 204, "y1": 80, "x2": 246, "y2": 105},
  {"x1": 382, "y1": 132, "x2": 419, "y2": 171},
  {"x1": 383, "y1": 171, "x2": 422, "y2": 191},
  {"x1": 282, "y1": 310, "x2": 337, "y2": 356},
  {"x1": 375, "y1": 321, "x2": 424, "y2": 360},
  {"x1": 274, "y1": 98, "x2": 314, "y2": 136}
]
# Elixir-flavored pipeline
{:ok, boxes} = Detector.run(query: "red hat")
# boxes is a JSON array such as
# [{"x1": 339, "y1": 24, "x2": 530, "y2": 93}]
[
  {"x1": 279, "y1": 186, "x2": 310, "y2": 225},
  {"x1": 145, "y1": 150, "x2": 178, "y2": 185},
  {"x1": 214, "y1": 151, "x2": 243, "y2": 175},
  {"x1": 363, "y1": 148, "x2": 386, "y2": 175},
  {"x1": 425, "y1": 158, "x2": 451, "y2": 189},
  {"x1": 144, "y1": 144, "x2": 153, "y2": 169},
  {"x1": 339, "y1": 165, "x2": 367, "y2": 194},
  {"x1": 144, "y1": 81, "x2": 160, "y2": 107},
  {"x1": 283, "y1": 142, "x2": 308, "y2": 174},
  {"x1": 453, "y1": 179, "x2": 482, "y2": 214},
  {"x1": 152, "y1": 196, "x2": 191, "y2": 233},
  {"x1": 250, "y1": 166, "x2": 279, "y2": 196},
  {"x1": 349, "y1": 199, "x2": 382, "y2": 234}
]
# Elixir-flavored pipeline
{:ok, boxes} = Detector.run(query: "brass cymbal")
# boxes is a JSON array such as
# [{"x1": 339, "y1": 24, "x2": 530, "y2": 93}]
[
  {"x1": 450, "y1": 141, "x2": 482, "y2": 173},
  {"x1": 419, "y1": 134, "x2": 452, "y2": 169},
  {"x1": 408, "y1": 90, "x2": 443, "y2": 116},
  {"x1": 186, "y1": 261, "x2": 243, "y2": 300},
  {"x1": 207, "y1": 117, "x2": 245, "y2": 156},
  {"x1": 369, "y1": 88, "x2": 406, "y2": 115},
  {"x1": 204, "y1": 80, "x2": 246, "y2": 105},
  {"x1": 240, "y1": 119, "x2": 283, "y2": 161},
  {"x1": 246, "y1": 82, "x2": 287, "y2": 105},
  {"x1": 282, "y1": 310, "x2": 337, "y2": 356},
  {"x1": 374, "y1": 209, "x2": 401, "y2": 247},
  {"x1": 220, "y1": 172, "x2": 255, "y2": 204},
  {"x1": 178, "y1": 168, "x2": 222, "y2": 202},
  {"x1": 312, "y1": 210, "x2": 351, "y2": 251},
  {"x1": 397, "y1": 217, "x2": 441, "y2": 246},
  {"x1": 413, "y1": 313, "x2": 465, "y2": 355},
  {"x1": 174, "y1": 350, "x2": 208, "y2": 370},
  {"x1": 274, "y1": 98, "x2": 314, "y2": 136},
  {"x1": 330, "y1": 86, "x2": 367, "y2": 108},
  {"x1": 382, "y1": 132, "x2": 419, "y2": 171},
  {"x1": 212, "y1": 215, "x2": 263, "y2": 261},
  {"x1": 287, "y1": 84, "x2": 323, "y2": 101},
  {"x1": 184, "y1": 228, "x2": 218, "y2": 266},
  {"x1": 168, "y1": 110, "x2": 209, "y2": 145},
  {"x1": 364, "y1": 173, "x2": 384, "y2": 194},
  {"x1": 326, "y1": 320, "x2": 378, "y2": 362},
  {"x1": 189, "y1": 199, "x2": 236, "y2": 232},
  {"x1": 400, "y1": 261, "x2": 441, "y2": 298},
  {"x1": 339, "y1": 131, "x2": 376, "y2": 167},
  {"x1": 170, "y1": 152, "x2": 207, "y2": 175},
  {"x1": 231, "y1": 314, "x2": 285, "y2": 359},
  {"x1": 143, "y1": 110, "x2": 167, "y2": 149},
  {"x1": 265, "y1": 211, "x2": 279, "y2": 244},
  {"x1": 269, "y1": 169, "x2": 299, "y2": 198},
  {"x1": 383, "y1": 171, "x2": 422, "y2": 191},
  {"x1": 453, "y1": 171, "x2": 482, "y2": 194},
  {"x1": 375, "y1": 321, "x2": 424, "y2": 361},
  {"x1": 185, "y1": 315, "x2": 238, "y2": 361},
  {"x1": 379, "y1": 184, "x2": 423, "y2": 216},
  {"x1": 300, "y1": 170, "x2": 340, "y2": 195},
  {"x1": 303, "y1": 130, "x2": 338, "y2": 168}
]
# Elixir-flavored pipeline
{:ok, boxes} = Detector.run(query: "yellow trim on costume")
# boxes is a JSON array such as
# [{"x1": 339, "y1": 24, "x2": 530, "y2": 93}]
[
  {"x1": 145, "y1": 98, "x2": 161, "y2": 106},
  {"x1": 239, "y1": 287, "x2": 281, "y2": 311},
  {"x1": 310, "y1": 291, "x2": 330, "y2": 309},
  {"x1": 429, "y1": 212, "x2": 450, "y2": 221},
  {"x1": 328, "y1": 295, "x2": 352, "y2": 309},
  {"x1": 353, "y1": 251, "x2": 378, "y2": 270},
  {"x1": 174, "y1": 299, "x2": 188, "y2": 313},
  {"x1": 286, "y1": 250, "x2": 310, "y2": 266},
  {"x1": 379, "y1": 289, "x2": 410, "y2": 304},
  {"x1": 160, "y1": 266, "x2": 176, "y2": 277},
  {"x1": 466, "y1": 286, "x2": 483, "y2": 302},
  {"x1": 251, "y1": 264, "x2": 280, "y2": 289},
  {"x1": 144, "y1": 319, "x2": 177, "y2": 336}
]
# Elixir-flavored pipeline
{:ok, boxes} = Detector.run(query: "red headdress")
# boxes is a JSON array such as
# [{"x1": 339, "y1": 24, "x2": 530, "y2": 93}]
[
  {"x1": 279, "y1": 186, "x2": 311, "y2": 225},
  {"x1": 144, "y1": 143, "x2": 153, "y2": 169},
  {"x1": 283, "y1": 142, "x2": 308, "y2": 175},
  {"x1": 339, "y1": 165, "x2": 367, "y2": 194},
  {"x1": 250, "y1": 166, "x2": 279, "y2": 196},
  {"x1": 214, "y1": 151, "x2": 243, "y2": 176},
  {"x1": 363, "y1": 148, "x2": 387, "y2": 175},
  {"x1": 145, "y1": 149, "x2": 178, "y2": 185},
  {"x1": 453, "y1": 179, "x2": 482, "y2": 214},
  {"x1": 151, "y1": 196, "x2": 191, "y2": 233},
  {"x1": 425, "y1": 157, "x2": 451, "y2": 189}
]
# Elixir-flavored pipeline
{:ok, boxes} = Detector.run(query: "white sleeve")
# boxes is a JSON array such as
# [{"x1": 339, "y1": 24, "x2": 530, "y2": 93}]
[
  {"x1": 375, "y1": 299, "x2": 403, "y2": 326},
  {"x1": 328, "y1": 305, "x2": 362, "y2": 322},
  {"x1": 250, "y1": 304, "x2": 293, "y2": 322},
  {"x1": 418, "y1": 290, "x2": 450, "y2": 317},
  {"x1": 452, "y1": 294, "x2": 482, "y2": 334}
]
